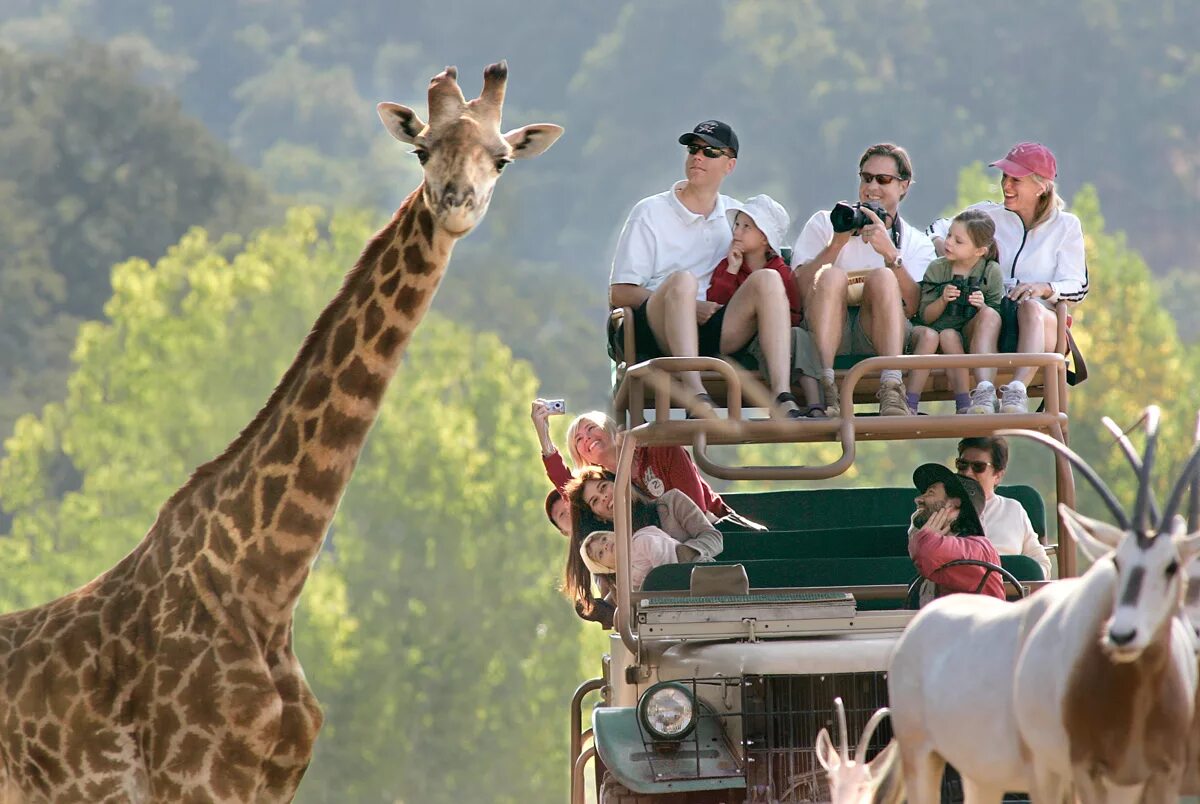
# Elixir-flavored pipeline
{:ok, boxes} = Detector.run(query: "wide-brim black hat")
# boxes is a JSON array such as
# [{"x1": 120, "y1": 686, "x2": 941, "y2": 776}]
[
  {"x1": 678, "y1": 119, "x2": 738, "y2": 156},
  {"x1": 913, "y1": 463, "x2": 986, "y2": 536}
]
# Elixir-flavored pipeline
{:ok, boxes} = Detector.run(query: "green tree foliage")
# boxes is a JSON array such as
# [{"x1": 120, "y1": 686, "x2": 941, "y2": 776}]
[
  {"x1": 1160, "y1": 266, "x2": 1200, "y2": 344},
  {"x1": 0, "y1": 44, "x2": 274, "y2": 441},
  {"x1": 0, "y1": 208, "x2": 589, "y2": 802}
]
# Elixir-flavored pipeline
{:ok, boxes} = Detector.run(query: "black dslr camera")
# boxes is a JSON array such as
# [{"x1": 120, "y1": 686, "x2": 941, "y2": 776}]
[
  {"x1": 829, "y1": 200, "x2": 889, "y2": 233},
  {"x1": 950, "y1": 277, "x2": 982, "y2": 315}
]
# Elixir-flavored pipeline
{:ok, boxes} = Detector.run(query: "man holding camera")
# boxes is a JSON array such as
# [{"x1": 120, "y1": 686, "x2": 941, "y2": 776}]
[{"x1": 791, "y1": 143, "x2": 935, "y2": 416}]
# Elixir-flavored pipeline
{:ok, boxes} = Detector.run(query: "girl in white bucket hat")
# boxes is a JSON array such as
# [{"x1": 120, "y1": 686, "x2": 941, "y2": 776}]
[{"x1": 707, "y1": 195, "x2": 823, "y2": 416}]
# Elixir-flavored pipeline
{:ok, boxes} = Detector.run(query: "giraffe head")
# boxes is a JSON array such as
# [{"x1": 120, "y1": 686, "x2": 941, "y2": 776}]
[{"x1": 376, "y1": 61, "x2": 563, "y2": 237}]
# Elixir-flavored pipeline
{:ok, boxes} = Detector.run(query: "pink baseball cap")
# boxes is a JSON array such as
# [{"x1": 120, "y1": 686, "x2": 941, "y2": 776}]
[{"x1": 989, "y1": 142, "x2": 1057, "y2": 179}]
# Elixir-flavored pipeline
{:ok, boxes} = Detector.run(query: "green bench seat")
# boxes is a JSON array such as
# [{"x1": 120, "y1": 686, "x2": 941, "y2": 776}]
[
  {"x1": 719, "y1": 525, "x2": 911, "y2": 561},
  {"x1": 641, "y1": 555, "x2": 1046, "y2": 607},
  {"x1": 720, "y1": 485, "x2": 1046, "y2": 539}
]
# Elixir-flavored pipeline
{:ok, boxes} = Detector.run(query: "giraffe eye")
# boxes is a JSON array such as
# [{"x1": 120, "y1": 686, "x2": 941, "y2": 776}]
[
  {"x1": 495, "y1": 157, "x2": 512, "y2": 173},
  {"x1": 411, "y1": 148, "x2": 430, "y2": 165}
]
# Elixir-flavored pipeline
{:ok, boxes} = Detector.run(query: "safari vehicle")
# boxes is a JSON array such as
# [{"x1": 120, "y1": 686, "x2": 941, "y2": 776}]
[{"x1": 569, "y1": 303, "x2": 1081, "y2": 803}]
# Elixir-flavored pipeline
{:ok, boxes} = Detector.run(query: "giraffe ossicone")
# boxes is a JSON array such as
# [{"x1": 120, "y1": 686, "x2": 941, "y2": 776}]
[{"x1": 0, "y1": 62, "x2": 561, "y2": 802}]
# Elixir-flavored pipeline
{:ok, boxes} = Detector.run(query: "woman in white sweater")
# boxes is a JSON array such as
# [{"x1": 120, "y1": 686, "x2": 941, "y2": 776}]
[{"x1": 927, "y1": 142, "x2": 1087, "y2": 414}]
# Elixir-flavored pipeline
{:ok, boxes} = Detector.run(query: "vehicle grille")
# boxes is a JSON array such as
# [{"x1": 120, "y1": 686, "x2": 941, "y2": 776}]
[{"x1": 741, "y1": 672, "x2": 892, "y2": 803}]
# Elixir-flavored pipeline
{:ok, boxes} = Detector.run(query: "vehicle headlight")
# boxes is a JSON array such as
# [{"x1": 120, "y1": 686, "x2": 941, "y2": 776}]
[{"x1": 638, "y1": 681, "x2": 696, "y2": 741}]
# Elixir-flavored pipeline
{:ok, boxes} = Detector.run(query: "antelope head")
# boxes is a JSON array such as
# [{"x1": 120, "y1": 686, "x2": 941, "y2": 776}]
[
  {"x1": 815, "y1": 698, "x2": 902, "y2": 804},
  {"x1": 1003, "y1": 406, "x2": 1200, "y2": 662}
]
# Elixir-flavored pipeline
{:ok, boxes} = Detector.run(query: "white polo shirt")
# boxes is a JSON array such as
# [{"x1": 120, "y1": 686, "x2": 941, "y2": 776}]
[
  {"x1": 609, "y1": 181, "x2": 737, "y2": 301},
  {"x1": 927, "y1": 201, "x2": 1088, "y2": 303},
  {"x1": 791, "y1": 209, "x2": 934, "y2": 282}
]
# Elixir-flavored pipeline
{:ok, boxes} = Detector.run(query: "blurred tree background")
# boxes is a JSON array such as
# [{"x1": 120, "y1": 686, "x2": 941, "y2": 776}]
[{"x1": 1, "y1": 1, "x2": 1198, "y2": 800}]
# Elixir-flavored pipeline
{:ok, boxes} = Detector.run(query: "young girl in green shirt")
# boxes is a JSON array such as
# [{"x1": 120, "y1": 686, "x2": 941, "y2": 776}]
[{"x1": 906, "y1": 210, "x2": 1003, "y2": 413}]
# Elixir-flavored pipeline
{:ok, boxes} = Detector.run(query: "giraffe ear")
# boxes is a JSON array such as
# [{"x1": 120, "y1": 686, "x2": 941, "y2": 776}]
[
  {"x1": 503, "y1": 123, "x2": 564, "y2": 160},
  {"x1": 378, "y1": 102, "x2": 426, "y2": 144}
]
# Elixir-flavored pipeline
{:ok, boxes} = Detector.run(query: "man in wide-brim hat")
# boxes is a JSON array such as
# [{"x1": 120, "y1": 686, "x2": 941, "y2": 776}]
[{"x1": 909, "y1": 463, "x2": 1005, "y2": 600}]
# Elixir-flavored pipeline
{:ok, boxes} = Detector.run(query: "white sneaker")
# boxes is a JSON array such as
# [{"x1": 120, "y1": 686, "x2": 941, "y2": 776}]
[
  {"x1": 999, "y1": 382, "x2": 1029, "y2": 414},
  {"x1": 966, "y1": 382, "x2": 998, "y2": 414}
]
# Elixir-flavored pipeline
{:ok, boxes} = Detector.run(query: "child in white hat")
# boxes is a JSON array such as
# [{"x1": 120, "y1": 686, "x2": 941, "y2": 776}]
[
  {"x1": 707, "y1": 194, "x2": 823, "y2": 415},
  {"x1": 580, "y1": 527, "x2": 679, "y2": 592}
]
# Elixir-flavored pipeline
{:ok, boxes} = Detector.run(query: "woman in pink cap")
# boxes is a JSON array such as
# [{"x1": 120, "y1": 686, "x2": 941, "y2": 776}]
[{"x1": 927, "y1": 142, "x2": 1087, "y2": 414}]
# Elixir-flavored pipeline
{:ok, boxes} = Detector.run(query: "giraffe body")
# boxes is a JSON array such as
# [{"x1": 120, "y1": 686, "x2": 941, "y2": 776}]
[{"x1": 0, "y1": 63, "x2": 561, "y2": 802}]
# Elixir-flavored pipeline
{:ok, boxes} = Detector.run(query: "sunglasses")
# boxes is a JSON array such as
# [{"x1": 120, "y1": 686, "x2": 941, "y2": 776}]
[
  {"x1": 955, "y1": 458, "x2": 994, "y2": 474},
  {"x1": 686, "y1": 143, "x2": 731, "y2": 159},
  {"x1": 859, "y1": 171, "x2": 903, "y2": 186}
]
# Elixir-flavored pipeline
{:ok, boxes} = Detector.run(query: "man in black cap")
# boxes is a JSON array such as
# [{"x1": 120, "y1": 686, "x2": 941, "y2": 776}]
[
  {"x1": 908, "y1": 463, "x2": 1005, "y2": 600},
  {"x1": 608, "y1": 120, "x2": 800, "y2": 417}
]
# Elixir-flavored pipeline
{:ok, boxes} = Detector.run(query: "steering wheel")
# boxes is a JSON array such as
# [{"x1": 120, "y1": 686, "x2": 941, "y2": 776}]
[{"x1": 905, "y1": 558, "x2": 1028, "y2": 610}]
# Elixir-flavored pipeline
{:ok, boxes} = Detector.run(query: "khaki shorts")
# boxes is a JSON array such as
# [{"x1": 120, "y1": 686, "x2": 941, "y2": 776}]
[
  {"x1": 747, "y1": 327, "x2": 824, "y2": 380},
  {"x1": 804, "y1": 307, "x2": 914, "y2": 358}
]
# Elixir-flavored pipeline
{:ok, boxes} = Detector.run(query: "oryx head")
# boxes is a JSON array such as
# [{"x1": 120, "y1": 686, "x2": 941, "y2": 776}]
[
  {"x1": 815, "y1": 698, "x2": 902, "y2": 804},
  {"x1": 1004, "y1": 407, "x2": 1200, "y2": 661}
]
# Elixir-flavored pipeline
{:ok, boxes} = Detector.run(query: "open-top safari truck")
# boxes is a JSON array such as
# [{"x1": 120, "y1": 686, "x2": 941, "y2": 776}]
[{"x1": 569, "y1": 302, "x2": 1081, "y2": 803}]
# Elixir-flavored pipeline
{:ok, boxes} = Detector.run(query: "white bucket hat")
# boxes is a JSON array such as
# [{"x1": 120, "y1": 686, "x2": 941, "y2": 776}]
[{"x1": 726, "y1": 194, "x2": 790, "y2": 256}]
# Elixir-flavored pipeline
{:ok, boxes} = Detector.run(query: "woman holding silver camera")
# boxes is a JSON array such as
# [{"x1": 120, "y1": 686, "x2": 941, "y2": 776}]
[
  {"x1": 927, "y1": 142, "x2": 1088, "y2": 414},
  {"x1": 529, "y1": 401, "x2": 732, "y2": 520}
]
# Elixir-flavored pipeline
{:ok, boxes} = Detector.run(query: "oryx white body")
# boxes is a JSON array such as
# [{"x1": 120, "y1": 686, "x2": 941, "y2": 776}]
[
  {"x1": 891, "y1": 410, "x2": 1200, "y2": 804},
  {"x1": 888, "y1": 577, "x2": 1078, "y2": 802},
  {"x1": 1014, "y1": 546, "x2": 1197, "y2": 804}
]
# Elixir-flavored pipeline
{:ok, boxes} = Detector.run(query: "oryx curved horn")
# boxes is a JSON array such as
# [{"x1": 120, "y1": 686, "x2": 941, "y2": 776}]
[
  {"x1": 996, "y1": 428, "x2": 1131, "y2": 530},
  {"x1": 855, "y1": 707, "x2": 891, "y2": 766},
  {"x1": 1190, "y1": 412, "x2": 1200, "y2": 533},
  {"x1": 1132, "y1": 406, "x2": 1161, "y2": 538},
  {"x1": 1160, "y1": 437, "x2": 1200, "y2": 533},
  {"x1": 1101, "y1": 412, "x2": 1159, "y2": 523},
  {"x1": 834, "y1": 696, "x2": 851, "y2": 763}
]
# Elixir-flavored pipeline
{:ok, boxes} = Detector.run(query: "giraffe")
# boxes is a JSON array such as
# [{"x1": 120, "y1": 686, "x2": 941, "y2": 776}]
[{"x1": 0, "y1": 62, "x2": 562, "y2": 803}]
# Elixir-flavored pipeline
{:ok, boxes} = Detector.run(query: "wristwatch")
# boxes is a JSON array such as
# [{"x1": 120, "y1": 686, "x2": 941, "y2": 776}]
[{"x1": 887, "y1": 254, "x2": 904, "y2": 271}]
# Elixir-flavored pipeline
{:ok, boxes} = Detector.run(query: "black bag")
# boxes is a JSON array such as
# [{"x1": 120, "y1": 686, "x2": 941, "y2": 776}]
[
  {"x1": 998, "y1": 296, "x2": 1020, "y2": 354},
  {"x1": 998, "y1": 296, "x2": 1088, "y2": 386}
]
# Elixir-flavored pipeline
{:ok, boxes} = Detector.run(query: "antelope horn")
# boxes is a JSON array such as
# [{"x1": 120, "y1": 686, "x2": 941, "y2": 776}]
[
  {"x1": 1133, "y1": 406, "x2": 1161, "y2": 536},
  {"x1": 1161, "y1": 437, "x2": 1200, "y2": 532},
  {"x1": 1101, "y1": 413, "x2": 1159, "y2": 524},
  {"x1": 427, "y1": 65, "x2": 467, "y2": 127},
  {"x1": 996, "y1": 428, "x2": 1130, "y2": 530},
  {"x1": 834, "y1": 697, "x2": 850, "y2": 763},
  {"x1": 855, "y1": 707, "x2": 891, "y2": 766},
  {"x1": 1190, "y1": 412, "x2": 1200, "y2": 533}
]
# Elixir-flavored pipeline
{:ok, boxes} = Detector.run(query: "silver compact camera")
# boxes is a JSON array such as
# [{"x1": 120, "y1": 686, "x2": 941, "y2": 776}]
[{"x1": 546, "y1": 399, "x2": 566, "y2": 415}]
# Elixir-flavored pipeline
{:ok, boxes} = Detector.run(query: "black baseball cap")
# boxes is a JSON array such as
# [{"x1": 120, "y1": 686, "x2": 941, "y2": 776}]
[
  {"x1": 678, "y1": 120, "x2": 739, "y2": 156},
  {"x1": 913, "y1": 463, "x2": 986, "y2": 536}
]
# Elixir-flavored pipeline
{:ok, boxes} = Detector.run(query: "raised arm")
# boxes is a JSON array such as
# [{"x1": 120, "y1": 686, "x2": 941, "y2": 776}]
[{"x1": 532, "y1": 399, "x2": 572, "y2": 490}]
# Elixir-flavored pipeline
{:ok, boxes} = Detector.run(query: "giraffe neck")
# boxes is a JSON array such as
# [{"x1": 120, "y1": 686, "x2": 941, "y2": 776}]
[{"x1": 171, "y1": 187, "x2": 453, "y2": 635}]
